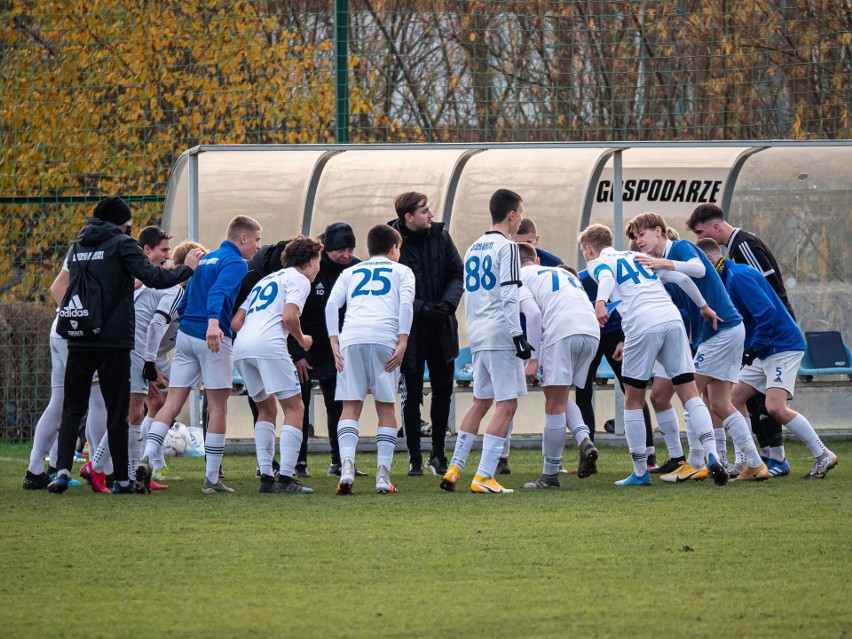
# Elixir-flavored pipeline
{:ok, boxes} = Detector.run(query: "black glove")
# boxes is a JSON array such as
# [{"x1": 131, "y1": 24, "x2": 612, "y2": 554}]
[
  {"x1": 512, "y1": 334, "x2": 534, "y2": 360},
  {"x1": 422, "y1": 301, "x2": 454, "y2": 319},
  {"x1": 741, "y1": 348, "x2": 759, "y2": 367},
  {"x1": 142, "y1": 361, "x2": 158, "y2": 382}
]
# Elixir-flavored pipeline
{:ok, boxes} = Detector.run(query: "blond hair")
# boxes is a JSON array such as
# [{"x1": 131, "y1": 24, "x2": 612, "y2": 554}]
[
  {"x1": 626, "y1": 212, "x2": 667, "y2": 240},
  {"x1": 578, "y1": 224, "x2": 613, "y2": 250},
  {"x1": 226, "y1": 215, "x2": 262, "y2": 241},
  {"x1": 172, "y1": 241, "x2": 206, "y2": 265}
]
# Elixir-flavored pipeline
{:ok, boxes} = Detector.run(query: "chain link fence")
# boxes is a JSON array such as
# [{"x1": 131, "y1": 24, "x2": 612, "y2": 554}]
[{"x1": 2, "y1": 1, "x2": 851, "y2": 440}]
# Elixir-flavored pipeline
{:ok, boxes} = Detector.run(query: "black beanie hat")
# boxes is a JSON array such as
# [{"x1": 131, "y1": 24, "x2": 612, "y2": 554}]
[
  {"x1": 322, "y1": 222, "x2": 356, "y2": 252},
  {"x1": 93, "y1": 196, "x2": 132, "y2": 226}
]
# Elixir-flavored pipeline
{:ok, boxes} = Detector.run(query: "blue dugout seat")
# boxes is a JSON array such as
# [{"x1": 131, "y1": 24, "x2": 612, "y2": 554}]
[{"x1": 798, "y1": 331, "x2": 852, "y2": 380}]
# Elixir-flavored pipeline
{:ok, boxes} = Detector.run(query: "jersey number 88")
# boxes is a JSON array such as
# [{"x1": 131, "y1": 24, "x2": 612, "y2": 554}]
[{"x1": 465, "y1": 255, "x2": 496, "y2": 292}]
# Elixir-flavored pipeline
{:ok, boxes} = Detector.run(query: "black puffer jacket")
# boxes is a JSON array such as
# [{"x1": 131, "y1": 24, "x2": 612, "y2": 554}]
[
  {"x1": 62, "y1": 218, "x2": 194, "y2": 350},
  {"x1": 234, "y1": 240, "x2": 288, "y2": 310},
  {"x1": 288, "y1": 251, "x2": 361, "y2": 381},
  {"x1": 389, "y1": 219, "x2": 463, "y2": 364}
]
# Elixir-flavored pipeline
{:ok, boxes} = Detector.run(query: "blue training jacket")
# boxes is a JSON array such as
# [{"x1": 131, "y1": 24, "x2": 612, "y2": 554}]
[
  {"x1": 177, "y1": 240, "x2": 248, "y2": 340},
  {"x1": 718, "y1": 260, "x2": 804, "y2": 358},
  {"x1": 665, "y1": 239, "x2": 741, "y2": 348}
]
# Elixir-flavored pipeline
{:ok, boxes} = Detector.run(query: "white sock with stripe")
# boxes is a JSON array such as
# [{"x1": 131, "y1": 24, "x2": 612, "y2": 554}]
[
  {"x1": 127, "y1": 423, "x2": 143, "y2": 478},
  {"x1": 337, "y1": 419, "x2": 360, "y2": 464},
  {"x1": 500, "y1": 420, "x2": 514, "y2": 458},
  {"x1": 144, "y1": 420, "x2": 170, "y2": 461},
  {"x1": 683, "y1": 397, "x2": 716, "y2": 465},
  {"x1": 376, "y1": 426, "x2": 397, "y2": 469},
  {"x1": 204, "y1": 433, "x2": 225, "y2": 484},
  {"x1": 565, "y1": 400, "x2": 590, "y2": 446}
]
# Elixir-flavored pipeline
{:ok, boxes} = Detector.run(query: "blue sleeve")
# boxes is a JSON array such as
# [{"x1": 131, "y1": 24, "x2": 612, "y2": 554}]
[
  {"x1": 671, "y1": 240, "x2": 700, "y2": 262},
  {"x1": 206, "y1": 257, "x2": 248, "y2": 320},
  {"x1": 731, "y1": 273, "x2": 774, "y2": 356},
  {"x1": 177, "y1": 284, "x2": 188, "y2": 318}
]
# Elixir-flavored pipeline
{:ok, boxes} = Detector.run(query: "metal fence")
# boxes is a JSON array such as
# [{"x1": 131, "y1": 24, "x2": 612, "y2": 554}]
[{"x1": 2, "y1": 1, "x2": 851, "y2": 441}]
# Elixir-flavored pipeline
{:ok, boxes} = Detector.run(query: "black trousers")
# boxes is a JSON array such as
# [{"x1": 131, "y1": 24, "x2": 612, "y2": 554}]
[
  {"x1": 57, "y1": 348, "x2": 131, "y2": 481},
  {"x1": 299, "y1": 378, "x2": 342, "y2": 466},
  {"x1": 747, "y1": 393, "x2": 783, "y2": 448},
  {"x1": 575, "y1": 330, "x2": 654, "y2": 446},
  {"x1": 400, "y1": 337, "x2": 454, "y2": 465}
]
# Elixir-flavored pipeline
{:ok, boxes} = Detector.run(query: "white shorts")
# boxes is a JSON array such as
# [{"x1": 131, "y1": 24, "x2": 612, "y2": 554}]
[
  {"x1": 693, "y1": 323, "x2": 745, "y2": 383},
  {"x1": 50, "y1": 335, "x2": 68, "y2": 388},
  {"x1": 235, "y1": 356, "x2": 301, "y2": 403},
  {"x1": 738, "y1": 350, "x2": 803, "y2": 399},
  {"x1": 540, "y1": 335, "x2": 599, "y2": 388},
  {"x1": 129, "y1": 351, "x2": 173, "y2": 394},
  {"x1": 623, "y1": 321, "x2": 694, "y2": 382},
  {"x1": 51, "y1": 335, "x2": 99, "y2": 387},
  {"x1": 169, "y1": 332, "x2": 234, "y2": 390},
  {"x1": 335, "y1": 344, "x2": 399, "y2": 403},
  {"x1": 472, "y1": 350, "x2": 527, "y2": 401}
]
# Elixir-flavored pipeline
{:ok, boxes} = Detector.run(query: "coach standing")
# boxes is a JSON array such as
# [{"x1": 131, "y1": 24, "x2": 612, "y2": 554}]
[
  {"x1": 48, "y1": 197, "x2": 200, "y2": 493},
  {"x1": 390, "y1": 192, "x2": 463, "y2": 476},
  {"x1": 289, "y1": 222, "x2": 362, "y2": 476}
]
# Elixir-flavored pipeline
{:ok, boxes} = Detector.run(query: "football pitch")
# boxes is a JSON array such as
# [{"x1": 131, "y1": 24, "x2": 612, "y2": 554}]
[{"x1": 1, "y1": 440, "x2": 850, "y2": 638}]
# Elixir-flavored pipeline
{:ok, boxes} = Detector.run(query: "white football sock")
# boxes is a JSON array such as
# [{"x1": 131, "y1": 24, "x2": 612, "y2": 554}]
[
  {"x1": 783, "y1": 413, "x2": 826, "y2": 457},
  {"x1": 565, "y1": 400, "x2": 590, "y2": 446},
  {"x1": 28, "y1": 387, "x2": 63, "y2": 475},
  {"x1": 127, "y1": 424, "x2": 143, "y2": 479},
  {"x1": 254, "y1": 421, "x2": 276, "y2": 477},
  {"x1": 624, "y1": 409, "x2": 648, "y2": 476},
  {"x1": 769, "y1": 445, "x2": 786, "y2": 462},
  {"x1": 684, "y1": 397, "x2": 716, "y2": 464},
  {"x1": 450, "y1": 431, "x2": 477, "y2": 471},
  {"x1": 144, "y1": 420, "x2": 170, "y2": 462},
  {"x1": 279, "y1": 425, "x2": 303, "y2": 479},
  {"x1": 376, "y1": 426, "x2": 397, "y2": 469},
  {"x1": 655, "y1": 408, "x2": 684, "y2": 458},
  {"x1": 49, "y1": 438, "x2": 59, "y2": 468},
  {"x1": 140, "y1": 415, "x2": 153, "y2": 443},
  {"x1": 91, "y1": 432, "x2": 110, "y2": 473},
  {"x1": 501, "y1": 419, "x2": 514, "y2": 458},
  {"x1": 723, "y1": 412, "x2": 762, "y2": 467},
  {"x1": 86, "y1": 387, "x2": 108, "y2": 457},
  {"x1": 476, "y1": 434, "x2": 505, "y2": 479},
  {"x1": 337, "y1": 419, "x2": 360, "y2": 463},
  {"x1": 542, "y1": 413, "x2": 566, "y2": 475},
  {"x1": 204, "y1": 433, "x2": 226, "y2": 484},
  {"x1": 714, "y1": 427, "x2": 728, "y2": 462}
]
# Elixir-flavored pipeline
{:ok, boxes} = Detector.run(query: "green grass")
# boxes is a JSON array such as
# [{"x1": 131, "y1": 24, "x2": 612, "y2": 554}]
[{"x1": 1, "y1": 441, "x2": 850, "y2": 638}]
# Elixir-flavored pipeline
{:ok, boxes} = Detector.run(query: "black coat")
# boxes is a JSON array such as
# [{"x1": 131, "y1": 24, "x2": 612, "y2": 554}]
[
  {"x1": 288, "y1": 252, "x2": 362, "y2": 381},
  {"x1": 234, "y1": 240, "x2": 288, "y2": 310},
  {"x1": 389, "y1": 219, "x2": 463, "y2": 364},
  {"x1": 62, "y1": 218, "x2": 194, "y2": 350}
]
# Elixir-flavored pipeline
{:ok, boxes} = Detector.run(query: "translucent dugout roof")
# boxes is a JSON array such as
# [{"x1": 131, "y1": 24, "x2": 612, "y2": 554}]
[
  {"x1": 163, "y1": 149, "x2": 330, "y2": 249},
  {"x1": 589, "y1": 146, "x2": 751, "y2": 237},
  {"x1": 309, "y1": 149, "x2": 472, "y2": 243}
]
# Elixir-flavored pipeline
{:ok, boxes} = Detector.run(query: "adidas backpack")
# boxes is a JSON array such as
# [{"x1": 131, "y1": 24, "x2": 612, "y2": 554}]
[{"x1": 55, "y1": 241, "x2": 108, "y2": 340}]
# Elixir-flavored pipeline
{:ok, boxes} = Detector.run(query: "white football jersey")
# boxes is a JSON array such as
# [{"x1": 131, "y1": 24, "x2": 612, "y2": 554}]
[
  {"x1": 519, "y1": 264, "x2": 599, "y2": 348},
  {"x1": 463, "y1": 231, "x2": 523, "y2": 352},
  {"x1": 133, "y1": 285, "x2": 183, "y2": 361},
  {"x1": 234, "y1": 267, "x2": 311, "y2": 360},
  {"x1": 587, "y1": 247, "x2": 681, "y2": 338},
  {"x1": 327, "y1": 257, "x2": 415, "y2": 350}
]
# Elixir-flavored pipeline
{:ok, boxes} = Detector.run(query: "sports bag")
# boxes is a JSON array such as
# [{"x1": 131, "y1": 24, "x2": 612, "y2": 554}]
[{"x1": 55, "y1": 241, "x2": 108, "y2": 340}]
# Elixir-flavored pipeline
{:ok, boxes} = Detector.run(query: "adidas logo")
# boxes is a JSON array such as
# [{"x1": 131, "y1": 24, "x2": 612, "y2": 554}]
[
  {"x1": 773, "y1": 376, "x2": 783, "y2": 383},
  {"x1": 59, "y1": 295, "x2": 89, "y2": 318},
  {"x1": 315, "y1": 282, "x2": 325, "y2": 296}
]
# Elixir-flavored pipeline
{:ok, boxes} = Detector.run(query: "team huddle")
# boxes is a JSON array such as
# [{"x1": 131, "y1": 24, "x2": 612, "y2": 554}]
[{"x1": 23, "y1": 191, "x2": 838, "y2": 496}]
